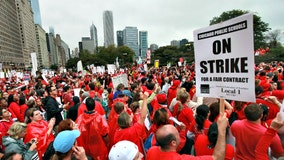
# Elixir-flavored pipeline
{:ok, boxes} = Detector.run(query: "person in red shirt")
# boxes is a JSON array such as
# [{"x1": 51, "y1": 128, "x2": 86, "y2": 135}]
[
  {"x1": 255, "y1": 112, "x2": 284, "y2": 160},
  {"x1": 108, "y1": 102, "x2": 124, "y2": 148},
  {"x1": 7, "y1": 94, "x2": 21, "y2": 122},
  {"x1": 194, "y1": 122, "x2": 234, "y2": 160},
  {"x1": 76, "y1": 97, "x2": 109, "y2": 160},
  {"x1": 113, "y1": 92, "x2": 148, "y2": 158},
  {"x1": 24, "y1": 108, "x2": 55, "y2": 160},
  {"x1": 146, "y1": 112, "x2": 228, "y2": 160},
  {"x1": 0, "y1": 107, "x2": 14, "y2": 150},
  {"x1": 167, "y1": 80, "x2": 181, "y2": 106},
  {"x1": 231, "y1": 103, "x2": 284, "y2": 159}
]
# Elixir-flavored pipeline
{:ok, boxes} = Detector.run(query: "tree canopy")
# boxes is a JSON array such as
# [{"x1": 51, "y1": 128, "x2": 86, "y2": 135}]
[{"x1": 210, "y1": 9, "x2": 270, "y2": 50}]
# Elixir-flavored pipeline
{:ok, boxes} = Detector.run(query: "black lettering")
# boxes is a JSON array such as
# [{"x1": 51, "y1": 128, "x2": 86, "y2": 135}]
[
  {"x1": 200, "y1": 61, "x2": 207, "y2": 73},
  {"x1": 225, "y1": 58, "x2": 229, "y2": 73},
  {"x1": 207, "y1": 60, "x2": 215, "y2": 73},
  {"x1": 230, "y1": 58, "x2": 240, "y2": 73},
  {"x1": 212, "y1": 40, "x2": 221, "y2": 55},
  {"x1": 240, "y1": 57, "x2": 248, "y2": 73},
  {"x1": 222, "y1": 38, "x2": 231, "y2": 53},
  {"x1": 216, "y1": 59, "x2": 224, "y2": 73}
]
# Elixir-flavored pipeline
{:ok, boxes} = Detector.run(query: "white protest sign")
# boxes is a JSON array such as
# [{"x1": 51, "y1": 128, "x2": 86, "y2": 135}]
[
  {"x1": 194, "y1": 13, "x2": 255, "y2": 102},
  {"x1": 107, "y1": 64, "x2": 116, "y2": 74},
  {"x1": 111, "y1": 74, "x2": 128, "y2": 90},
  {"x1": 0, "y1": 72, "x2": 4, "y2": 78},
  {"x1": 73, "y1": 88, "x2": 81, "y2": 97},
  {"x1": 77, "y1": 60, "x2": 83, "y2": 72}
]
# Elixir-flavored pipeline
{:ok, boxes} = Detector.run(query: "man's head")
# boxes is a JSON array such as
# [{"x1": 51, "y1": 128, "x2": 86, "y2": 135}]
[
  {"x1": 118, "y1": 112, "x2": 131, "y2": 129},
  {"x1": 155, "y1": 124, "x2": 180, "y2": 151},
  {"x1": 244, "y1": 103, "x2": 263, "y2": 121},
  {"x1": 85, "y1": 97, "x2": 95, "y2": 111}
]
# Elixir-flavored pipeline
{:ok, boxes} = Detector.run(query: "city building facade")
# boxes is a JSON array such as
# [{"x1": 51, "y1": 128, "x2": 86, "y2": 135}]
[
  {"x1": 90, "y1": 23, "x2": 98, "y2": 52},
  {"x1": 103, "y1": 10, "x2": 114, "y2": 47},
  {"x1": 123, "y1": 27, "x2": 139, "y2": 58},
  {"x1": 139, "y1": 31, "x2": 148, "y2": 59},
  {"x1": 35, "y1": 24, "x2": 49, "y2": 68}
]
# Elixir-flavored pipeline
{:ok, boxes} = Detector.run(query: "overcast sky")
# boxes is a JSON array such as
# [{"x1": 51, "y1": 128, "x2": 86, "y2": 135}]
[{"x1": 39, "y1": 0, "x2": 284, "y2": 50}]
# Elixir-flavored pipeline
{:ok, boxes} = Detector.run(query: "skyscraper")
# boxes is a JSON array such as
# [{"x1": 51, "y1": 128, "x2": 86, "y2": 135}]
[
  {"x1": 139, "y1": 31, "x2": 148, "y2": 59},
  {"x1": 15, "y1": 0, "x2": 37, "y2": 68},
  {"x1": 117, "y1": 30, "x2": 124, "y2": 47},
  {"x1": 0, "y1": 0, "x2": 23, "y2": 69},
  {"x1": 123, "y1": 27, "x2": 139, "y2": 58},
  {"x1": 103, "y1": 11, "x2": 114, "y2": 47},
  {"x1": 90, "y1": 23, "x2": 98, "y2": 51},
  {"x1": 30, "y1": 0, "x2": 42, "y2": 26}
]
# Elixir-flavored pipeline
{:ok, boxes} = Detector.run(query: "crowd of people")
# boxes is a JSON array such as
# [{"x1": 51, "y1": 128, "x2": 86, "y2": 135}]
[{"x1": 0, "y1": 60, "x2": 283, "y2": 160}]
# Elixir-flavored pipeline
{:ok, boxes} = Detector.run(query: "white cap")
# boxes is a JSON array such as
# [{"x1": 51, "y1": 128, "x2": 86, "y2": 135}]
[{"x1": 108, "y1": 140, "x2": 138, "y2": 160}]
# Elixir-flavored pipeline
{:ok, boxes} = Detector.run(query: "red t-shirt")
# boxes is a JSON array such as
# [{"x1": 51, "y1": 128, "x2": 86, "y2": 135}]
[
  {"x1": 77, "y1": 101, "x2": 105, "y2": 117},
  {"x1": 114, "y1": 123, "x2": 145, "y2": 154},
  {"x1": 147, "y1": 146, "x2": 213, "y2": 160},
  {"x1": 231, "y1": 119, "x2": 283, "y2": 160},
  {"x1": 194, "y1": 134, "x2": 234, "y2": 160}
]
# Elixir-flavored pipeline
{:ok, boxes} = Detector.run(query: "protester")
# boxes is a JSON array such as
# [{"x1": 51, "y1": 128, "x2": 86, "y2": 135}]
[
  {"x1": 231, "y1": 103, "x2": 284, "y2": 159},
  {"x1": 3, "y1": 122, "x2": 39, "y2": 160},
  {"x1": 109, "y1": 140, "x2": 144, "y2": 160},
  {"x1": 76, "y1": 98, "x2": 109, "y2": 160},
  {"x1": 0, "y1": 107, "x2": 14, "y2": 150},
  {"x1": 24, "y1": 108, "x2": 55, "y2": 159},
  {"x1": 146, "y1": 112, "x2": 227, "y2": 160}
]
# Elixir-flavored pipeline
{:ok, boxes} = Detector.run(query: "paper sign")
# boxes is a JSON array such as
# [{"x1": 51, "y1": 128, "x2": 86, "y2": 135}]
[{"x1": 169, "y1": 117, "x2": 182, "y2": 126}]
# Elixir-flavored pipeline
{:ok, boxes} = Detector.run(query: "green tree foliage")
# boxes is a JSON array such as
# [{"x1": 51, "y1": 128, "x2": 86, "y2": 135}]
[
  {"x1": 265, "y1": 29, "x2": 282, "y2": 48},
  {"x1": 65, "y1": 45, "x2": 135, "y2": 69},
  {"x1": 255, "y1": 45, "x2": 284, "y2": 64},
  {"x1": 210, "y1": 9, "x2": 270, "y2": 50},
  {"x1": 152, "y1": 46, "x2": 183, "y2": 66}
]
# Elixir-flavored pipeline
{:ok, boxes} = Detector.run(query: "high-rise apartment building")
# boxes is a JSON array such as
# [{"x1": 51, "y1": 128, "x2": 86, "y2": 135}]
[
  {"x1": 117, "y1": 31, "x2": 124, "y2": 47},
  {"x1": 35, "y1": 24, "x2": 49, "y2": 68},
  {"x1": 0, "y1": 0, "x2": 24, "y2": 70},
  {"x1": 30, "y1": 0, "x2": 42, "y2": 26},
  {"x1": 81, "y1": 37, "x2": 95, "y2": 54},
  {"x1": 171, "y1": 40, "x2": 180, "y2": 48},
  {"x1": 123, "y1": 27, "x2": 139, "y2": 58},
  {"x1": 150, "y1": 44, "x2": 159, "y2": 53},
  {"x1": 90, "y1": 23, "x2": 98, "y2": 51},
  {"x1": 139, "y1": 31, "x2": 148, "y2": 59},
  {"x1": 15, "y1": 0, "x2": 38, "y2": 68},
  {"x1": 103, "y1": 11, "x2": 114, "y2": 47}
]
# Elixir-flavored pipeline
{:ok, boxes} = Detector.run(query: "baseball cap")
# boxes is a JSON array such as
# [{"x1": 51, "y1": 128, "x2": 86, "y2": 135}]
[
  {"x1": 122, "y1": 90, "x2": 132, "y2": 98},
  {"x1": 108, "y1": 140, "x2": 139, "y2": 160},
  {"x1": 53, "y1": 130, "x2": 80, "y2": 153}
]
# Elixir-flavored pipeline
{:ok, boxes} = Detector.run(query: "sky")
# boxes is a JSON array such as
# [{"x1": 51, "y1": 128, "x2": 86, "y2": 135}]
[{"x1": 39, "y1": 0, "x2": 284, "y2": 51}]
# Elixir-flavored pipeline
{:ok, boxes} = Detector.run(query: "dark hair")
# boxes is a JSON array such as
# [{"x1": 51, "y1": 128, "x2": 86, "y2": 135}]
[
  {"x1": 7, "y1": 94, "x2": 14, "y2": 106},
  {"x1": 85, "y1": 97, "x2": 95, "y2": 111},
  {"x1": 196, "y1": 105, "x2": 210, "y2": 131},
  {"x1": 131, "y1": 83, "x2": 139, "y2": 92},
  {"x1": 89, "y1": 82, "x2": 95, "y2": 90},
  {"x1": 244, "y1": 103, "x2": 263, "y2": 121},
  {"x1": 0, "y1": 107, "x2": 6, "y2": 118},
  {"x1": 117, "y1": 112, "x2": 130, "y2": 129},
  {"x1": 209, "y1": 102, "x2": 219, "y2": 122},
  {"x1": 156, "y1": 132, "x2": 176, "y2": 150},
  {"x1": 25, "y1": 108, "x2": 39, "y2": 123},
  {"x1": 146, "y1": 82, "x2": 155, "y2": 90},
  {"x1": 57, "y1": 119, "x2": 74, "y2": 133},
  {"x1": 153, "y1": 108, "x2": 169, "y2": 127},
  {"x1": 260, "y1": 104, "x2": 269, "y2": 121},
  {"x1": 114, "y1": 102, "x2": 125, "y2": 114},
  {"x1": 19, "y1": 95, "x2": 26, "y2": 105},
  {"x1": 208, "y1": 122, "x2": 218, "y2": 148}
]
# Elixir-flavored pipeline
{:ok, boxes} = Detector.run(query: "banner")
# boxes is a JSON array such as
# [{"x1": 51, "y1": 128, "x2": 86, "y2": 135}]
[
  {"x1": 77, "y1": 60, "x2": 83, "y2": 72},
  {"x1": 111, "y1": 74, "x2": 128, "y2": 90},
  {"x1": 31, "y1": 52, "x2": 38, "y2": 77},
  {"x1": 194, "y1": 13, "x2": 255, "y2": 102}
]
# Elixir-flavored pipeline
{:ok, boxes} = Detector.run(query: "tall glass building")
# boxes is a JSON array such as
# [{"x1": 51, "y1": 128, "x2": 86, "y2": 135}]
[
  {"x1": 103, "y1": 10, "x2": 114, "y2": 47},
  {"x1": 123, "y1": 27, "x2": 139, "y2": 58},
  {"x1": 30, "y1": 0, "x2": 42, "y2": 26},
  {"x1": 90, "y1": 23, "x2": 98, "y2": 51},
  {"x1": 139, "y1": 31, "x2": 148, "y2": 59},
  {"x1": 117, "y1": 30, "x2": 123, "y2": 47}
]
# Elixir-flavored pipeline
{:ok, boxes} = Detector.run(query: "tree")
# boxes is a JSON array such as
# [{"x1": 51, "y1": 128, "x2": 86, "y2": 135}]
[
  {"x1": 210, "y1": 9, "x2": 270, "y2": 50},
  {"x1": 265, "y1": 29, "x2": 282, "y2": 48}
]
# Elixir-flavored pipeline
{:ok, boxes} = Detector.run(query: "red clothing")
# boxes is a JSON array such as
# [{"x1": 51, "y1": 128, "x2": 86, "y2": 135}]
[
  {"x1": 189, "y1": 119, "x2": 212, "y2": 142},
  {"x1": 256, "y1": 98, "x2": 279, "y2": 120},
  {"x1": 78, "y1": 101, "x2": 105, "y2": 117},
  {"x1": 147, "y1": 146, "x2": 213, "y2": 160},
  {"x1": 19, "y1": 104, "x2": 28, "y2": 122},
  {"x1": 194, "y1": 134, "x2": 234, "y2": 160},
  {"x1": 62, "y1": 92, "x2": 74, "y2": 110},
  {"x1": 114, "y1": 123, "x2": 145, "y2": 155},
  {"x1": 231, "y1": 119, "x2": 283, "y2": 160},
  {"x1": 8, "y1": 102, "x2": 21, "y2": 121},
  {"x1": 76, "y1": 111, "x2": 109, "y2": 160},
  {"x1": 107, "y1": 112, "x2": 120, "y2": 148},
  {"x1": 255, "y1": 128, "x2": 278, "y2": 160},
  {"x1": 0, "y1": 119, "x2": 14, "y2": 149},
  {"x1": 176, "y1": 105, "x2": 194, "y2": 131},
  {"x1": 167, "y1": 83, "x2": 179, "y2": 106},
  {"x1": 108, "y1": 92, "x2": 114, "y2": 109},
  {"x1": 24, "y1": 120, "x2": 55, "y2": 160}
]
